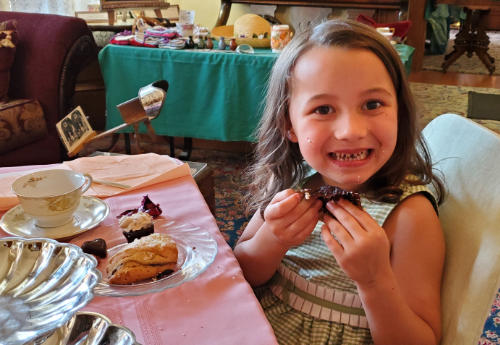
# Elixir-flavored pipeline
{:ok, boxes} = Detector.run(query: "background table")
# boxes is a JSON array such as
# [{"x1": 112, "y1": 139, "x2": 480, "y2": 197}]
[
  {"x1": 99, "y1": 44, "x2": 414, "y2": 143},
  {"x1": 100, "y1": 45, "x2": 277, "y2": 142},
  {"x1": 0, "y1": 164, "x2": 278, "y2": 345}
]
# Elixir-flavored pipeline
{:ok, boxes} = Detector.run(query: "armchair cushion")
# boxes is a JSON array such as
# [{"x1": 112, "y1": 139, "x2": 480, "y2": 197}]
[
  {"x1": 0, "y1": 19, "x2": 17, "y2": 102},
  {"x1": 0, "y1": 99, "x2": 47, "y2": 154},
  {"x1": 422, "y1": 113, "x2": 500, "y2": 344}
]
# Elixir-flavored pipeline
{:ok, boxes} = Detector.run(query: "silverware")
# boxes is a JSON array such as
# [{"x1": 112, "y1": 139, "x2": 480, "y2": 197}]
[{"x1": 33, "y1": 311, "x2": 140, "y2": 345}]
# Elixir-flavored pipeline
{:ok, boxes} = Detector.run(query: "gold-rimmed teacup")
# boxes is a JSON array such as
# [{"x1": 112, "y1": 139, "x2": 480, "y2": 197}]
[{"x1": 12, "y1": 169, "x2": 92, "y2": 228}]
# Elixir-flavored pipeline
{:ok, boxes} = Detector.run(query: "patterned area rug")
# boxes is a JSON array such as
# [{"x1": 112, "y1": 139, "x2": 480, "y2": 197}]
[
  {"x1": 410, "y1": 82, "x2": 500, "y2": 128},
  {"x1": 422, "y1": 30, "x2": 500, "y2": 75}
]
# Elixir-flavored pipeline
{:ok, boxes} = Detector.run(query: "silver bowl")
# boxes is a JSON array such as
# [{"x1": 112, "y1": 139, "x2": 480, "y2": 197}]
[
  {"x1": 31, "y1": 311, "x2": 140, "y2": 345},
  {"x1": 0, "y1": 237, "x2": 101, "y2": 345}
]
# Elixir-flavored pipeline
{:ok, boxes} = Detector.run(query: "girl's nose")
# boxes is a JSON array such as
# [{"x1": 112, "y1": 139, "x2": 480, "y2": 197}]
[{"x1": 333, "y1": 111, "x2": 368, "y2": 140}]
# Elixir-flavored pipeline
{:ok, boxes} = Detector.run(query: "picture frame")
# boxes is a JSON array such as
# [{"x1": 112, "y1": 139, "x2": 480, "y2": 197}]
[{"x1": 56, "y1": 106, "x2": 96, "y2": 157}]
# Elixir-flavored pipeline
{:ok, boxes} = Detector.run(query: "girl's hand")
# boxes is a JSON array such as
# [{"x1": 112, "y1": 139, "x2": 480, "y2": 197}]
[
  {"x1": 263, "y1": 189, "x2": 322, "y2": 249},
  {"x1": 321, "y1": 198, "x2": 392, "y2": 287}
]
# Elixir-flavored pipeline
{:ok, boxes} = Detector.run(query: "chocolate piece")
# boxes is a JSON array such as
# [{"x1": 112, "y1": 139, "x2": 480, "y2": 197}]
[
  {"x1": 302, "y1": 185, "x2": 361, "y2": 209},
  {"x1": 81, "y1": 238, "x2": 107, "y2": 258},
  {"x1": 122, "y1": 224, "x2": 154, "y2": 243}
]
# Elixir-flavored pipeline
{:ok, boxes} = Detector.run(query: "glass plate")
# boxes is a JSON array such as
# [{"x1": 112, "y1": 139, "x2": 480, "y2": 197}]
[
  {"x1": 0, "y1": 237, "x2": 101, "y2": 345},
  {"x1": 93, "y1": 218, "x2": 217, "y2": 297},
  {"x1": 0, "y1": 196, "x2": 109, "y2": 240},
  {"x1": 34, "y1": 311, "x2": 140, "y2": 345}
]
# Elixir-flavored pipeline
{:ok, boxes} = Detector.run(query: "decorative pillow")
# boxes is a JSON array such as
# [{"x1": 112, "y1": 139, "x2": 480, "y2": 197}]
[
  {"x1": 0, "y1": 99, "x2": 48, "y2": 154},
  {"x1": 0, "y1": 20, "x2": 18, "y2": 102}
]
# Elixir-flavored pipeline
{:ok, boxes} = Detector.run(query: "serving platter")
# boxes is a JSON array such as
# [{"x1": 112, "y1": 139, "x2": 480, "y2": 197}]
[
  {"x1": 93, "y1": 218, "x2": 217, "y2": 297},
  {"x1": 0, "y1": 237, "x2": 101, "y2": 345},
  {"x1": 31, "y1": 311, "x2": 140, "y2": 345}
]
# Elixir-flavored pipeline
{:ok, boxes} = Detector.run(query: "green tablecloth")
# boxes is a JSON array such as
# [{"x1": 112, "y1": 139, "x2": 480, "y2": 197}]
[
  {"x1": 99, "y1": 44, "x2": 414, "y2": 142},
  {"x1": 99, "y1": 45, "x2": 277, "y2": 142}
]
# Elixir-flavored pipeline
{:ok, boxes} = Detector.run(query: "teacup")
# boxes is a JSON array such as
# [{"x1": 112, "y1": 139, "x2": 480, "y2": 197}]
[{"x1": 12, "y1": 169, "x2": 92, "y2": 228}]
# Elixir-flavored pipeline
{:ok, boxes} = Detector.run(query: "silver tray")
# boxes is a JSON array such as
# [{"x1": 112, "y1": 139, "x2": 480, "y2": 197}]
[
  {"x1": 0, "y1": 237, "x2": 101, "y2": 345},
  {"x1": 94, "y1": 218, "x2": 217, "y2": 297},
  {"x1": 32, "y1": 311, "x2": 140, "y2": 345}
]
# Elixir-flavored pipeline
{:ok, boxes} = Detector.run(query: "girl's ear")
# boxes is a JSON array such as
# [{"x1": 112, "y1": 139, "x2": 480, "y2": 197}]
[{"x1": 287, "y1": 128, "x2": 298, "y2": 142}]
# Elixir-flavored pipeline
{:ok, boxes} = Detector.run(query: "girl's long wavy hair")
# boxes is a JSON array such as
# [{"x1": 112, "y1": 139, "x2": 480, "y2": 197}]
[{"x1": 244, "y1": 19, "x2": 444, "y2": 216}]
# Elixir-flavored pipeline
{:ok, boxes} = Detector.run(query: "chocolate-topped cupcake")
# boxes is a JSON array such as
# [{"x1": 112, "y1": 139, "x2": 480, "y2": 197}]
[{"x1": 119, "y1": 211, "x2": 154, "y2": 243}]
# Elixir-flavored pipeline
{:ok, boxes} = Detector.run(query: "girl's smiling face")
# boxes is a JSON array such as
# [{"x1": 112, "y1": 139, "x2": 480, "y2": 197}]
[{"x1": 288, "y1": 46, "x2": 398, "y2": 191}]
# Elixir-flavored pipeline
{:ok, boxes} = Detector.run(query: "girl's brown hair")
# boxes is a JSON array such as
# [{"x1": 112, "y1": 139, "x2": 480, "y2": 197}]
[{"x1": 245, "y1": 19, "x2": 444, "y2": 215}]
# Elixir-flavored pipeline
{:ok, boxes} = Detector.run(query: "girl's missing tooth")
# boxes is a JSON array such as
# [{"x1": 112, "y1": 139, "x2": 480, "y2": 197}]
[{"x1": 234, "y1": 19, "x2": 445, "y2": 345}]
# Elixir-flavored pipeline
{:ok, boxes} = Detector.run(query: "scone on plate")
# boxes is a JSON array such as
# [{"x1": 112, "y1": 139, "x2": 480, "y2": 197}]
[
  {"x1": 119, "y1": 211, "x2": 154, "y2": 243},
  {"x1": 106, "y1": 233, "x2": 178, "y2": 285}
]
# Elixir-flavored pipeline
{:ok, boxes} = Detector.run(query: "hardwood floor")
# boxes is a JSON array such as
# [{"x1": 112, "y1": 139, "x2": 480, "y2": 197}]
[{"x1": 409, "y1": 69, "x2": 500, "y2": 88}]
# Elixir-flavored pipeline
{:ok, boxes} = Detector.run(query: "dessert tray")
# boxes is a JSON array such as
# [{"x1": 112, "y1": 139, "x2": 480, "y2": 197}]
[
  {"x1": 0, "y1": 237, "x2": 101, "y2": 345},
  {"x1": 0, "y1": 196, "x2": 109, "y2": 240},
  {"x1": 93, "y1": 218, "x2": 217, "y2": 297},
  {"x1": 33, "y1": 311, "x2": 140, "y2": 345}
]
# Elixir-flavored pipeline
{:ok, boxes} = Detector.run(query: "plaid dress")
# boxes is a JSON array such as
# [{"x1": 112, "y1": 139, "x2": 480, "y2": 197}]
[{"x1": 256, "y1": 182, "x2": 438, "y2": 345}]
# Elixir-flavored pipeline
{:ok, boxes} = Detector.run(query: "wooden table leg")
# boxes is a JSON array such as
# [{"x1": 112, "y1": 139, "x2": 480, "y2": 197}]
[
  {"x1": 442, "y1": 7, "x2": 496, "y2": 74},
  {"x1": 406, "y1": 0, "x2": 427, "y2": 72}
]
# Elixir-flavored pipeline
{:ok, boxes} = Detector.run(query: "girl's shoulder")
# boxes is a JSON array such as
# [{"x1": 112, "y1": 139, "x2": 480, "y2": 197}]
[
  {"x1": 362, "y1": 175, "x2": 438, "y2": 227},
  {"x1": 399, "y1": 175, "x2": 439, "y2": 214}
]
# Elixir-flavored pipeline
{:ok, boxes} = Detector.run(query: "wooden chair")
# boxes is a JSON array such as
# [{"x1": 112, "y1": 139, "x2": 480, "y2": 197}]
[{"x1": 422, "y1": 113, "x2": 500, "y2": 344}]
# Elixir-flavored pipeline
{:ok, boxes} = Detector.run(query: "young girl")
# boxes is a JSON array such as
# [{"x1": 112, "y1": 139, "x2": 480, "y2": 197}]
[{"x1": 234, "y1": 19, "x2": 445, "y2": 345}]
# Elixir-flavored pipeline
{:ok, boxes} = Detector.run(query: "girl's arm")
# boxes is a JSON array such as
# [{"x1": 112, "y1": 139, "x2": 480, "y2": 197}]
[
  {"x1": 234, "y1": 189, "x2": 322, "y2": 287},
  {"x1": 322, "y1": 195, "x2": 444, "y2": 345}
]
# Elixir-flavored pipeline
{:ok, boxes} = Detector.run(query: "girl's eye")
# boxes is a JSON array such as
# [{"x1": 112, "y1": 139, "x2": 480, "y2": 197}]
[
  {"x1": 363, "y1": 100, "x2": 383, "y2": 111},
  {"x1": 313, "y1": 105, "x2": 333, "y2": 115}
]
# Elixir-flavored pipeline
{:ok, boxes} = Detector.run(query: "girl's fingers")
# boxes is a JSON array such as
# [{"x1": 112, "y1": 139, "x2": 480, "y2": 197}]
[
  {"x1": 323, "y1": 213, "x2": 354, "y2": 245},
  {"x1": 280, "y1": 198, "x2": 321, "y2": 233},
  {"x1": 264, "y1": 190, "x2": 301, "y2": 220},
  {"x1": 325, "y1": 201, "x2": 366, "y2": 238},
  {"x1": 321, "y1": 224, "x2": 343, "y2": 255},
  {"x1": 335, "y1": 199, "x2": 381, "y2": 233}
]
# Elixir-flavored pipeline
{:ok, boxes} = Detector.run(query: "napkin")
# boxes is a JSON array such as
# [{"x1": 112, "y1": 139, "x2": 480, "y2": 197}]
[{"x1": 0, "y1": 153, "x2": 191, "y2": 211}]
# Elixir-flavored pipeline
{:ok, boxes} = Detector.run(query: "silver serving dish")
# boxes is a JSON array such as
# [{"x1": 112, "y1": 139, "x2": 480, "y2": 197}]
[
  {"x1": 0, "y1": 237, "x2": 101, "y2": 345},
  {"x1": 31, "y1": 311, "x2": 140, "y2": 345}
]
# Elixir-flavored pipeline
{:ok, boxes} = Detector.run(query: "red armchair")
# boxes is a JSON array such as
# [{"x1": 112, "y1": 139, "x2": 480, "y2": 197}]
[{"x1": 0, "y1": 11, "x2": 98, "y2": 167}]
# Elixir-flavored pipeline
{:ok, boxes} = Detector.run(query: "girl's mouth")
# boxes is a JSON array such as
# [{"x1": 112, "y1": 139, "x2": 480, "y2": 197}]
[{"x1": 329, "y1": 149, "x2": 371, "y2": 161}]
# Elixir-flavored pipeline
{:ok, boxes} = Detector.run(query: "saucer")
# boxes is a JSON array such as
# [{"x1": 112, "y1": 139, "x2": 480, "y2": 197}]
[{"x1": 0, "y1": 196, "x2": 109, "y2": 240}]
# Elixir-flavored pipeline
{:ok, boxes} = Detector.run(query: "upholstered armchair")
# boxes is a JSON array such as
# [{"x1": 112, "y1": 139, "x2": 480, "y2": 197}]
[{"x1": 0, "y1": 11, "x2": 98, "y2": 167}]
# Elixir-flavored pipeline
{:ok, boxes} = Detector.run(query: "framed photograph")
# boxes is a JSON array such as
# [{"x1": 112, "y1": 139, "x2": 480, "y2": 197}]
[{"x1": 56, "y1": 106, "x2": 96, "y2": 157}]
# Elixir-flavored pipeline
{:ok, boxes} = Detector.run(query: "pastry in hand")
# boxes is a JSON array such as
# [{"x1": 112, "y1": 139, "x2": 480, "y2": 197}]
[
  {"x1": 301, "y1": 185, "x2": 362, "y2": 209},
  {"x1": 106, "y1": 233, "x2": 178, "y2": 285},
  {"x1": 119, "y1": 211, "x2": 154, "y2": 243}
]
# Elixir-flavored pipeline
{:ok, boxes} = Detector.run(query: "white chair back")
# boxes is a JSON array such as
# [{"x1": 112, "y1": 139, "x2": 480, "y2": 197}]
[{"x1": 422, "y1": 113, "x2": 500, "y2": 345}]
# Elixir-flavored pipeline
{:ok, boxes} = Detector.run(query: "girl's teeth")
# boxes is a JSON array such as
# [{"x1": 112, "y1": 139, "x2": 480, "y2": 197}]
[{"x1": 331, "y1": 150, "x2": 368, "y2": 161}]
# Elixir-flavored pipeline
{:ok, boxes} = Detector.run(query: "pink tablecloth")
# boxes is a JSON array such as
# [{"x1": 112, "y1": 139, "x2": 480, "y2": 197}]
[{"x1": 0, "y1": 165, "x2": 278, "y2": 345}]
